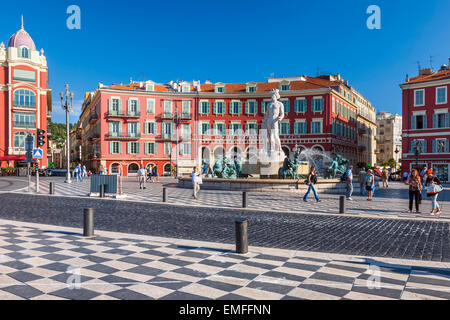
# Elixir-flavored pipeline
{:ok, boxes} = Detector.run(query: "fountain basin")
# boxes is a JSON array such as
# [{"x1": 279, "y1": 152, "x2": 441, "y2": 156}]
[{"x1": 177, "y1": 177, "x2": 377, "y2": 194}]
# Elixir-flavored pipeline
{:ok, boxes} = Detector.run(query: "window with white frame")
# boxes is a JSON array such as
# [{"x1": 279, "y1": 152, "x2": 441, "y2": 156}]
[
  {"x1": 280, "y1": 84, "x2": 290, "y2": 91},
  {"x1": 14, "y1": 132, "x2": 34, "y2": 149},
  {"x1": 414, "y1": 89, "x2": 425, "y2": 106},
  {"x1": 436, "y1": 87, "x2": 447, "y2": 104},
  {"x1": 147, "y1": 99, "x2": 155, "y2": 114},
  {"x1": 433, "y1": 112, "x2": 449, "y2": 128},
  {"x1": 164, "y1": 100, "x2": 173, "y2": 115},
  {"x1": 280, "y1": 121, "x2": 290, "y2": 135},
  {"x1": 434, "y1": 139, "x2": 448, "y2": 153},
  {"x1": 146, "y1": 121, "x2": 157, "y2": 135},
  {"x1": 109, "y1": 121, "x2": 121, "y2": 137},
  {"x1": 229, "y1": 122, "x2": 242, "y2": 135},
  {"x1": 145, "y1": 83, "x2": 154, "y2": 91},
  {"x1": 294, "y1": 121, "x2": 307, "y2": 134},
  {"x1": 294, "y1": 98, "x2": 307, "y2": 113},
  {"x1": 411, "y1": 113, "x2": 427, "y2": 129},
  {"x1": 164, "y1": 142, "x2": 172, "y2": 155},
  {"x1": 245, "y1": 122, "x2": 258, "y2": 135},
  {"x1": 110, "y1": 98, "x2": 121, "y2": 115},
  {"x1": 182, "y1": 101, "x2": 191, "y2": 116},
  {"x1": 312, "y1": 97, "x2": 325, "y2": 112},
  {"x1": 245, "y1": 100, "x2": 257, "y2": 115},
  {"x1": 181, "y1": 123, "x2": 191, "y2": 138},
  {"x1": 281, "y1": 99, "x2": 290, "y2": 113},
  {"x1": 127, "y1": 142, "x2": 140, "y2": 154},
  {"x1": 215, "y1": 86, "x2": 225, "y2": 93},
  {"x1": 13, "y1": 89, "x2": 36, "y2": 108},
  {"x1": 261, "y1": 100, "x2": 271, "y2": 114},
  {"x1": 18, "y1": 46, "x2": 30, "y2": 59},
  {"x1": 246, "y1": 86, "x2": 257, "y2": 93},
  {"x1": 230, "y1": 101, "x2": 242, "y2": 115},
  {"x1": 182, "y1": 85, "x2": 191, "y2": 93},
  {"x1": 311, "y1": 120, "x2": 322, "y2": 134},
  {"x1": 145, "y1": 142, "x2": 157, "y2": 155},
  {"x1": 128, "y1": 99, "x2": 139, "y2": 116},
  {"x1": 214, "y1": 101, "x2": 226, "y2": 115},
  {"x1": 13, "y1": 112, "x2": 35, "y2": 128},
  {"x1": 199, "y1": 122, "x2": 210, "y2": 135},
  {"x1": 180, "y1": 143, "x2": 192, "y2": 155},
  {"x1": 127, "y1": 122, "x2": 139, "y2": 137},
  {"x1": 199, "y1": 101, "x2": 210, "y2": 114},
  {"x1": 214, "y1": 122, "x2": 226, "y2": 136},
  {"x1": 110, "y1": 141, "x2": 121, "y2": 154}
]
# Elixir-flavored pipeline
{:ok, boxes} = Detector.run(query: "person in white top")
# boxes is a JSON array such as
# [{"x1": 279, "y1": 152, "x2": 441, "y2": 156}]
[
  {"x1": 138, "y1": 166, "x2": 147, "y2": 190},
  {"x1": 192, "y1": 167, "x2": 202, "y2": 199}
]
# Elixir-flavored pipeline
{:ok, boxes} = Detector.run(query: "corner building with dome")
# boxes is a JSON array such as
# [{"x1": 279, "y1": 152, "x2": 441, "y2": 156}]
[{"x1": 0, "y1": 19, "x2": 51, "y2": 168}]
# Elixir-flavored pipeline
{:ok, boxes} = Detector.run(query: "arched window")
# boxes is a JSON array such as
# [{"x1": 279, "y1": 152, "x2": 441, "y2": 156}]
[
  {"x1": 110, "y1": 163, "x2": 121, "y2": 174},
  {"x1": 14, "y1": 89, "x2": 36, "y2": 108},
  {"x1": 18, "y1": 47, "x2": 30, "y2": 58},
  {"x1": 128, "y1": 163, "x2": 139, "y2": 174},
  {"x1": 14, "y1": 132, "x2": 34, "y2": 149}
]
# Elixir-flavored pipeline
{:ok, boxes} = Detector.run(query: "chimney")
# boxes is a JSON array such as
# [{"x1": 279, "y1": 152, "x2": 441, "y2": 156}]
[
  {"x1": 405, "y1": 74, "x2": 409, "y2": 82},
  {"x1": 205, "y1": 79, "x2": 211, "y2": 84}
]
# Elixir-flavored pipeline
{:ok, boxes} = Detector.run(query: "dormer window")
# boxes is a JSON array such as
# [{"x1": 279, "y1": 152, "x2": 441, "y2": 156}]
[
  {"x1": 215, "y1": 86, "x2": 226, "y2": 93},
  {"x1": 145, "y1": 84, "x2": 154, "y2": 92},
  {"x1": 18, "y1": 46, "x2": 30, "y2": 59},
  {"x1": 247, "y1": 86, "x2": 257, "y2": 93},
  {"x1": 182, "y1": 85, "x2": 191, "y2": 93},
  {"x1": 279, "y1": 80, "x2": 291, "y2": 91}
]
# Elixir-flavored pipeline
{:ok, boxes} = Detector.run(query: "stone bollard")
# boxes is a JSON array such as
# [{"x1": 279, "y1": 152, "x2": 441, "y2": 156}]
[
  {"x1": 163, "y1": 188, "x2": 167, "y2": 203},
  {"x1": 99, "y1": 184, "x2": 105, "y2": 198},
  {"x1": 242, "y1": 192, "x2": 248, "y2": 208},
  {"x1": 49, "y1": 182, "x2": 55, "y2": 195},
  {"x1": 83, "y1": 208, "x2": 94, "y2": 237},
  {"x1": 235, "y1": 218, "x2": 248, "y2": 254},
  {"x1": 339, "y1": 195, "x2": 346, "y2": 214}
]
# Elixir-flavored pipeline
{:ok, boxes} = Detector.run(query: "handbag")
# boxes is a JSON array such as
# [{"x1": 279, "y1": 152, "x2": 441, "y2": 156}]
[
  {"x1": 426, "y1": 184, "x2": 438, "y2": 196},
  {"x1": 435, "y1": 185, "x2": 443, "y2": 193}
]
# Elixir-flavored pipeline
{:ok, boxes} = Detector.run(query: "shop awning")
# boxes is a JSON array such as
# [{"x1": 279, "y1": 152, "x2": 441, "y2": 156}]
[{"x1": 0, "y1": 155, "x2": 27, "y2": 161}]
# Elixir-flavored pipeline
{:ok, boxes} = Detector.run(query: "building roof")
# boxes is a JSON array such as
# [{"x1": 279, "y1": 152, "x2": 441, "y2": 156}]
[
  {"x1": 102, "y1": 76, "x2": 341, "y2": 94},
  {"x1": 8, "y1": 18, "x2": 36, "y2": 51},
  {"x1": 404, "y1": 67, "x2": 450, "y2": 85}
]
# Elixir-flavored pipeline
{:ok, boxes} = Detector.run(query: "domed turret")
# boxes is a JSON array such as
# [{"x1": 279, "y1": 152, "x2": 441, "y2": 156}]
[{"x1": 8, "y1": 16, "x2": 36, "y2": 51}]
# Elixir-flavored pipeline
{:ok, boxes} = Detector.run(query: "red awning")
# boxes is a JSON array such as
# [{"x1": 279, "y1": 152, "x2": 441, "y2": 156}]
[{"x1": 0, "y1": 155, "x2": 27, "y2": 161}]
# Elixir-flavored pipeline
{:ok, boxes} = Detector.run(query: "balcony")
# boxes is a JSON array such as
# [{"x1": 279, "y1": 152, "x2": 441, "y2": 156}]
[
  {"x1": 106, "y1": 132, "x2": 141, "y2": 140},
  {"x1": 14, "y1": 122, "x2": 36, "y2": 129},
  {"x1": 162, "y1": 112, "x2": 174, "y2": 119},
  {"x1": 106, "y1": 111, "x2": 141, "y2": 119},
  {"x1": 161, "y1": 132, "x2": 175, "y2": 141},
  {"x1": 181, "y1": 113, "x2": 192, "y2": 120}
]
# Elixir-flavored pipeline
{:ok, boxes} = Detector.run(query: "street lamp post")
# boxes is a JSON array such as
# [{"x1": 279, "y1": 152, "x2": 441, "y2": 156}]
[
  {"x1": 414, "y1": 145, "x2": 421, "y2": 170},
  {"x1": 394, "y1": 146, "x2": 400, "y2": 173},
  {"x1": 60, "y1": 84, "x2": 74, "y2": 184},
  {"x1": 173, "y1": 107, "x2": 181, "y2": 179}
]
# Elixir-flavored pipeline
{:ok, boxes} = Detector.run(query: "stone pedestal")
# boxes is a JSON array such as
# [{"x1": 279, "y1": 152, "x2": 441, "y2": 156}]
[{"x1": 242, "y1": 161, "x2": 283, "y2": 178}]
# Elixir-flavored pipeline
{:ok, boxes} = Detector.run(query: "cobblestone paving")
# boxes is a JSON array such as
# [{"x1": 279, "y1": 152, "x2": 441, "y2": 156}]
[
  {"x1": 1, "y1": 192, "x2": 450, "y2": 262},
  {"x1": 1, "y1": 220, "x2": 450, "y2": 300},
  {"x1": 3, "y1": 177, "x2": 449, "y2": 220}
]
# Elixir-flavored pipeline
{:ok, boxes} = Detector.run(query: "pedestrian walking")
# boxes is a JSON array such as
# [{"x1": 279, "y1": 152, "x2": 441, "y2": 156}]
[
  {"x1": 138, "y1": 166, "x2": 147, "y2": 190},
  {"x1": 345, "y1": 165, "x2": 354, "y2": 201},
  {"x1": 303, "y1": 166, "x2": 321, "y2": 203},
  {"x1": 192, "y1": 167, "x2": 202, "y2": 199},
  {"x1": 146, "y1": 166, "x2": 152, "y2": 182},
  {"x1": 359, "y1": 168, "x2": 367, "y2": 196},
  {"x1": 75, "y1": 163, "x2": 82, "y2": 182},
  {"x1": 365, "y1": 169, "x2": 375, "y2": 201},
  {"x1": 152, "y1": 165, "x2": 160, "y2": 183},
  {"x1": 425, "y1": 169, "x2": 442, "y2": 216},
  {"x1": 405, "y1": 169, "x2": 422, "y2": 213},
  {"x1": 103, "y1": 167, "x2": 108, "y2": 175},
  {"x1": 403, "y1": 171, "x2": 408, "y2": 181},
  {"x1": 382, "y1": 168, "x2": 389, "y2": 188},
  {"x1": 82, "y1": 165, "x2": 87, "y2": 178}
]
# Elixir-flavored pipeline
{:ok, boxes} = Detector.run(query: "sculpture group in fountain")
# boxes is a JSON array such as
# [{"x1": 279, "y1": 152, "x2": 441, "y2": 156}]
[
  {"x1": 260, "y1": 89, "x2": 285, "y2": 163},
  {"x1": 210, "y1": 156, "x2": 242, "y2": 179},
  {"x1": 278, "y1": 151, "x2": 302, "y2": 179},
  {"x1": 323, "y1": 154, "x2": 349, "y2": 179}
]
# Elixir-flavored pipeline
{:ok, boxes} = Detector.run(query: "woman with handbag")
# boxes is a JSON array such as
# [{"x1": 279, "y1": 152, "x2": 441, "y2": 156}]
[
  {"x1": 406, "y1": 169, "x2": 422, "y2": 213},
  {"x1": 425, "y1": 169, "x2": 442, "y2": 216},
  {"x1": 365, "y1": 169, "x2": 376, "y2": 201},
  {"x1": 303, "y1": 166, "x2": 321, "y2": 203}
]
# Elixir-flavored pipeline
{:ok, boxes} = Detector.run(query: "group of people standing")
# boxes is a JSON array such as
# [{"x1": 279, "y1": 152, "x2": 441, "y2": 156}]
[
  {"x1": 74, "y1": 163, "x2": 90, "y2": 182},
  {"x1": 137, "y1": 165, "x2": 160, "y2": 189},
  {"x1": 405, "y1": 168, "x2": 442, "y2": 215}
]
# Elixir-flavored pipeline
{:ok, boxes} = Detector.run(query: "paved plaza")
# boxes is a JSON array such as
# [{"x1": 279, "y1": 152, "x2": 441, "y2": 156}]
[
  {"x1": 1, "y1": 219, "x2": 450, "y2": 300},
  {"x1": 1, "y1": 177, "x2": 449, "y2": 220},
  {"x1": 0, "y1": 176, "x2": 449, "y2": 300}
]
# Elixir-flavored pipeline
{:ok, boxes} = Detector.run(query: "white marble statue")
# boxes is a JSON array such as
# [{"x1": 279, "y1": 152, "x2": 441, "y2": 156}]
[{"x1": 261, "y1": 89, "x2": 285, "y2": 159}]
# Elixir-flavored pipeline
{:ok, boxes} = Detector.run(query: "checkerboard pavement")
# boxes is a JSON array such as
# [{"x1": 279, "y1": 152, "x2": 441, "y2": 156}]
[
  {"x1": 8, "y1": 178, "x2": 449, "y2": 221},
  {"x1": 1, "y1": 219, "x2": 450, "y2": 300}
]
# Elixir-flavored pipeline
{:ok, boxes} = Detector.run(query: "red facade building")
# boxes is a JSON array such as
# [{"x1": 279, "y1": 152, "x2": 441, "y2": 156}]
[
  {"x1": 78, "y1": 75, "x2": 364, "y2": 177},
  {"x1": 0, "y1": 20, "x2": 51, "y2": 168},
  {"x1": 401, "y1": 64, "x2": 450, "y2": 182}
]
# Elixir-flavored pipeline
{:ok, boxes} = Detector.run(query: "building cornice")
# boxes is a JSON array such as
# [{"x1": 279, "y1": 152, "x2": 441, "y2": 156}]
[{"x1": 400, "y1": 78, "x2": 450, "y2": 90}]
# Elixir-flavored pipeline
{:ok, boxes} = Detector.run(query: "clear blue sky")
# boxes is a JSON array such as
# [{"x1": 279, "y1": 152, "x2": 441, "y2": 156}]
[{"x1": 1, "y1": 0, "x2": 449, "y2": 123}]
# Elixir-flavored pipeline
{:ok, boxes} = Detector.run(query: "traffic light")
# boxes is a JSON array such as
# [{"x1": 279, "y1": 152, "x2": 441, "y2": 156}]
[{"x1": 37, "y1": 129, "x2": 46, "y2": 147}]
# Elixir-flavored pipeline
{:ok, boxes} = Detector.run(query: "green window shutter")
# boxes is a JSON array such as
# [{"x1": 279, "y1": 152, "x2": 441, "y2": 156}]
[
  {"x1": 127, "y1": 100, "x2": 131, "y2": 115},
  {"x1": 214, "y1": 102, "x2": 217, "y2": 115},
  {"x1": 127, "y1": 142, "x2": 130, "y2": 154},
  {"x1": 136, "y1": 100, "x2": 140, "y2": 114},
  {"x1": 137, "y1": 122, "x2": 140, "y2": 136},
  {"x1": 245, "y1": 102, "x2": 249, "y2": 115},
  {"x1": 118, "y1": 142, "x2": 122, "y2": 154},
  {"x1": 109, "y1": 142, "x2": 113, "y2": 154},
  {"x1": 321, "y1": 98, "x2": 324, "y2": 111},
  {"x1": 108, "y1": 98, "x2": 113, "y2": 114},
  {"x1": 144, "y1": 143, "x2": 149, "y2": 155}
]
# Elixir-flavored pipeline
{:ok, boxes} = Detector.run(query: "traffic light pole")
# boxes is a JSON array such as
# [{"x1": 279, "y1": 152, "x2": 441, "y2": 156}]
[
  {"x1": 36, "y1": 159, "x2": 39, "y2": 193},
  {"x1": 27, "y1": 162, "x2": 31, "y2": 193}
]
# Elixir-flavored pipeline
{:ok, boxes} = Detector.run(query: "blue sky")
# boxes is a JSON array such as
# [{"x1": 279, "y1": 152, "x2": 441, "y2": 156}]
[{"x1": 1, "y1": 0, "x2": 449, "y2": 123}]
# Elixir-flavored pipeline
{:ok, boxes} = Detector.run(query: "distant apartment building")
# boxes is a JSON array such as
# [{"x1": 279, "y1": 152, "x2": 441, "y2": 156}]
[
  {"x1": 75, "y1": 74, "x2": 375, "y2": 177},
  {"x1": 0, "y1": 20, "x2": 52, "y2": 168},
  {"x1": 400, "y1": 63, "x2": 450, "y2": 182},
  {"x1": 376, "y1": 112, "x2": 402, "y2": 166}
]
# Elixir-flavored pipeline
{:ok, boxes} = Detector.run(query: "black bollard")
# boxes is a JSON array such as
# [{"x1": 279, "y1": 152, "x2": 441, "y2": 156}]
[
  {"x1": 235, "y1": 218, "x2": 248, "y2": 254},
  {"x1": 83, "y1": 208, "x2": 94, "y2": 237},
  {"x1": 49, "y1": 182, "x2": 55, "y2": 195},
  {"x1": 163, "y1": 188, "x2": 167, "y2": 203},
  {"x1": 242, "y1": 192, "x2": 248, "y2": 208},
  {"x1": 339, "y1": 195, "x2": 346, "y2": 214},
  {"x1": 99, "y1": 184, "x2": 105, "y2": 198}
]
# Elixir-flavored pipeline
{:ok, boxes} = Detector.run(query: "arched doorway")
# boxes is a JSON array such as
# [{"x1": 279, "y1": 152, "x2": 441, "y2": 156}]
[
  {"x1": 230, "y1": 147, "x2": 243, "y2": 161},
  {"x1": 246, "y1": 146, "x2": 258, "y2": 164},
  {"x1": 163, "y1": 163, "x2": 172, "y2": 176},
  {"x1": 110, "y1": 163, "x2": 121, "y2": 174},
  {"x1": 128, "y1": 163, "x2": 139, "y2": 176},
  {"x1": 214, "y1": 146, "x2": 226, "y2": 162},
  {"x1": 201, "y1": 147, "x2": 211, "y2": 166}
]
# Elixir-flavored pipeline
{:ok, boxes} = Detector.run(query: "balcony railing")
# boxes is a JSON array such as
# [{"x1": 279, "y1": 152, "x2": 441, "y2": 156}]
[
  {"x1": 181, "y1": 113, "x2": 192, "y2": 120},
  {"x1": 14, "y1": 122, "x2": 36, "y2": 129},
  {"x1": 161, "y1": 132, "x2": 174, "y2": 140},
  {"x1": 106, "y1": 132, "x2": 141, "y2": 140},
  {"x1": 162, "y1": 112, "x2": 174, "y2": 119},
  {"x1": 107, "y1": 111, "x2": 141, "y2": 118}
]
